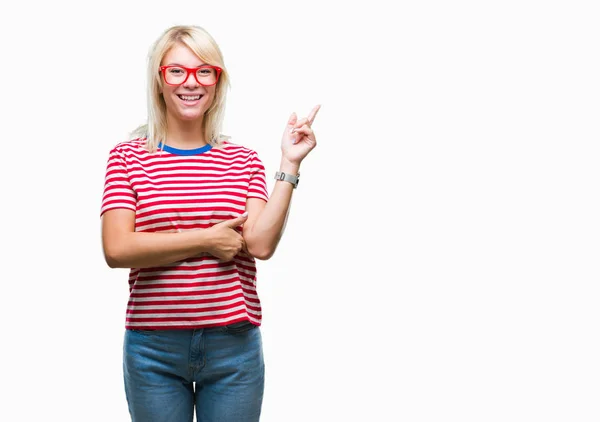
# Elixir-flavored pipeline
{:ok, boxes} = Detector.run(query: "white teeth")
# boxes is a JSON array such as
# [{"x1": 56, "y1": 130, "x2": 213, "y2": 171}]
[{"x1": 180, "y1": 95, "x2": 201, "y2": 101}]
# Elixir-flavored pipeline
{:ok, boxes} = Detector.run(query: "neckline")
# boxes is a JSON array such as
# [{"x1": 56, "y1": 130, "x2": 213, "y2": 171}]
[{"x1": 158, "y1": 142, "x2": 213, "y2": 156}]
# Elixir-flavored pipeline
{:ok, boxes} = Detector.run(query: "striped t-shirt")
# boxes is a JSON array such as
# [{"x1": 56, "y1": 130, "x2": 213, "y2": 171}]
[{"x1": 100, "y1": 138, "x2": 269, "y2": 330}]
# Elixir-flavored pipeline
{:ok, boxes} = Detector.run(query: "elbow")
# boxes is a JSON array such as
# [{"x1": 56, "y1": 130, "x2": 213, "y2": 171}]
[
  {"x1": 105, "y1": 256, "x2": 120, "y2": 269},
  {"x1": 254, "y1": 250, "x2": 275, "y2": 261},
  {"x1": 247, "y1": 243, "x2": 276, "y2": 261},
  {"x1": 244, "y1": 230, "x2": 280, "y2": 261},
  {"x1": 104, "y1": 252, "x2": 120, "y2": 269},
  {"x1": 103, "y1": 245, "x2": 125, "y2": 268}
]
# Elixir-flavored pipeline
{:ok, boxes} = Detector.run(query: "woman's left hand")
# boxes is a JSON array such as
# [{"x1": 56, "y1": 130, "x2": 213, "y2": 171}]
[{"x1": 280, "y1": 104, "x2": 321, "y2": 165}]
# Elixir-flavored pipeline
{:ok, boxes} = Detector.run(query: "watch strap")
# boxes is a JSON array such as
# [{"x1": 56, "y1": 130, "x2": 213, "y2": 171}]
[{"x1": 275, "y1": 171, "x2": 300, "y2": 188}]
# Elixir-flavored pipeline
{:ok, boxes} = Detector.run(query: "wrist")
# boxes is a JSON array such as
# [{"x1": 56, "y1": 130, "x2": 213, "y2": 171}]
[
  {"x1": 196, "y1": 228, "x2": 213, "y2": 254},
  {"x1": 279, "y1": 157, "x2": 300, "y2": 175}
]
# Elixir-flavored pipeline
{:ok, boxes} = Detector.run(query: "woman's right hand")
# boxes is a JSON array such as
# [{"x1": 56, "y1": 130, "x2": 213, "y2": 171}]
[
  {"x1": 280, "y1": 104, "x2": 321, "y2": 165},
  {"x1": 205, "y1": 213, "x2": 249, "y2": 261}
]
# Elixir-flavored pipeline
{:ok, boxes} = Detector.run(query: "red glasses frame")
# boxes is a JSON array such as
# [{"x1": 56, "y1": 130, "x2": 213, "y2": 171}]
[{"x1": 159, "y1": 65, "x2": 223, "y2": 86}]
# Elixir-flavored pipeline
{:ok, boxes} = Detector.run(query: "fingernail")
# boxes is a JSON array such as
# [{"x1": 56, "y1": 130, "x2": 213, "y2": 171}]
[{"x1": 241, "y1": 212, "x2": 248, "y2": 217}]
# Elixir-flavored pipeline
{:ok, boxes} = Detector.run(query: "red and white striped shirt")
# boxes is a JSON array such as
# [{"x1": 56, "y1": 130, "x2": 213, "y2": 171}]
[{"x1": 100, "y1": 138, "x2": 269, "y2": 330}]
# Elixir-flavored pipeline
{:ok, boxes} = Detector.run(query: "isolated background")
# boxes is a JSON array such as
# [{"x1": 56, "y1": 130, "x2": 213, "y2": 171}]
[{"x1": 1, "y1": 0, "x2": 598, "y2": 421}]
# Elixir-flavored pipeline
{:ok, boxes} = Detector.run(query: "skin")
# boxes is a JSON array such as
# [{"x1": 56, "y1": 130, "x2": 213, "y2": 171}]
[
  {"x1": 160, "y1": 43, "x2": 217, "y2": 148},
  {"x1": 243, "y1": 107, "x2": 320, "y2": 260},
  {"x1": 101, "y1": 42, "x2": 320, "y2": 267}
]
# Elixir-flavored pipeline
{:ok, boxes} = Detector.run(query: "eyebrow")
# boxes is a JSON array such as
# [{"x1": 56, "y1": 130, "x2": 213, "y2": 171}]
[{"x1": 164, "y1": 63, "x2": 208, "y2": 67}]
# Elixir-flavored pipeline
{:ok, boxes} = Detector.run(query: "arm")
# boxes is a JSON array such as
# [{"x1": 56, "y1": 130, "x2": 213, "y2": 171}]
[
  {"x1": 243, "y1": 105, "x2": 321, "y2": 260},
  {"x1": 101, "y1": 208, "x2": 248, "y2": 269}
]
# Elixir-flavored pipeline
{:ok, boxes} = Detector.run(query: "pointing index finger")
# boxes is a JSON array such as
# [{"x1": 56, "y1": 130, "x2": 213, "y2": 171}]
[{"x1": 307, "y1": 104, "x2": 321, "y2": 125}]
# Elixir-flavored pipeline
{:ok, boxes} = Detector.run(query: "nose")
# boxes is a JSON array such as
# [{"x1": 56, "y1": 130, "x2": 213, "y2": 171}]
[{"x1": 182, "y1": 70, "x2": 199, "y2": 88}]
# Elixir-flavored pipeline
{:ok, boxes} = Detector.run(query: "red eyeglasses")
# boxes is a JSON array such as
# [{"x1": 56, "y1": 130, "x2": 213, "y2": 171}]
[{"x1": 159, "y1": 65, "x2": 223, "y2": 86}]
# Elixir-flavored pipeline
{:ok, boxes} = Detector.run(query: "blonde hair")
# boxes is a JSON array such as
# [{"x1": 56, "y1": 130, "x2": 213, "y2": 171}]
[{"x1": 131, "y1": 25, "x2": 230, "y2": 153}]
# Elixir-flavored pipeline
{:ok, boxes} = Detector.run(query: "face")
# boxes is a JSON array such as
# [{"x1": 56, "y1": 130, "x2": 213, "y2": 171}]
[{"x1": 160, "y1": 43, "x2": 218, "y2": 123}]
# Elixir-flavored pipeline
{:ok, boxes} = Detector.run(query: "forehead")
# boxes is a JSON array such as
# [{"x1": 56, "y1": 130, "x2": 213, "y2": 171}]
[{"x1": 162, "y1": 43, "x2": 206, "y2": 66}]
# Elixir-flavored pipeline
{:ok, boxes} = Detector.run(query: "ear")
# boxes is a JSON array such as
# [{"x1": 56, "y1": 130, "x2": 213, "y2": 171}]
[{"x1": 157, "y1": 75, "x2": 164, "y2": 94}]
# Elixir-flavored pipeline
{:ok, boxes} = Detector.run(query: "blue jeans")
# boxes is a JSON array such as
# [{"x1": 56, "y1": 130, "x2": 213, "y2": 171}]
[{"x1": 123, "y1": 322, "x2": 264, "y2": 422}]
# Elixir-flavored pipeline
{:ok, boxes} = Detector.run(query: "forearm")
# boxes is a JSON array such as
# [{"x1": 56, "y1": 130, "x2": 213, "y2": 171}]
[
  {"x1": 104, "y1": 229, "x2": 212, "y2": 269},
  {"x1": 245, "y1": 158, "x2": 299, "y2": 260}
]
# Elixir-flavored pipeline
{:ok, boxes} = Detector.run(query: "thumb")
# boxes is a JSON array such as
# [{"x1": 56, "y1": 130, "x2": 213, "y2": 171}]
[{"x1": 220, "y1": 212, "x2": 248, "y2": 228}]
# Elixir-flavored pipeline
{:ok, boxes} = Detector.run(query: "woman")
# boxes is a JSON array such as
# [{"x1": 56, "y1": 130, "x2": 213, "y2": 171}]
[{"x1": 100, "y1": 25, "x2": 320, "y2": 421}]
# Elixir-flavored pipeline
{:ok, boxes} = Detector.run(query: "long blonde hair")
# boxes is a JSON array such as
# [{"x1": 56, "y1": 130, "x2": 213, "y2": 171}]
[{"x1": 131, "y1": 25, "x2": 230, "y2": 153}]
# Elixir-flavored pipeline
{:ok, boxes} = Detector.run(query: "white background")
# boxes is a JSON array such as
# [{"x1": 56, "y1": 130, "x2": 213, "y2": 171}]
[{"x1": 1, "y1": 0, "x2": 599, "y2": 421}]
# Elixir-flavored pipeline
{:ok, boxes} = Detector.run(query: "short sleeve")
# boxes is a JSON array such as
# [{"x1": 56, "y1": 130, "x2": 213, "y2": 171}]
[
  {"x1": 248, "y1": 152, "x2": 269, "y2": 202},
  {"x1": 100, "y1": 147, "x2": 137, "y2": 217}
]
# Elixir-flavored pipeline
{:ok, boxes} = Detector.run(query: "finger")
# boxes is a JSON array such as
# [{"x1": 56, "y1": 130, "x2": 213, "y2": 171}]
[
  {"x1": 307, "y1": 104, "x2": 321, "y2": 125},
  {"x1": 291, "y1": 126, "x2": 314, "y2": 138},
  {"x1": 294, "y1": 117, "x2": 310, "y2": 128},
  {"x1": 290, "y1": 117, "x2": 310, "y2": 133},
  {"x1": 287, "y1": 112, "x2": 298, "y2": 127},
  {"x1": 220, "y1": 212, "x2": 249, "y2": 228}
]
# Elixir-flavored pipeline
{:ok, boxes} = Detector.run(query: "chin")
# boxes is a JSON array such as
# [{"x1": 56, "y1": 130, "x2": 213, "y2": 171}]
[{"x1": 178, "y1": 108, "x2": 206, "y2": 121}]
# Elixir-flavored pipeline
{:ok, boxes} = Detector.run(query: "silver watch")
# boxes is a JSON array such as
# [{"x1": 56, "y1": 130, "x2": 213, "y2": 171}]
[{"x1": 275, "y1": 171, "x2": 300, "y2": 188}]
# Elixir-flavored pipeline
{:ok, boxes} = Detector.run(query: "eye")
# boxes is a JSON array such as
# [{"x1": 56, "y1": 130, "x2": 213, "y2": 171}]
[{"x1": 168, "y1": 67, "x2": 185, "y2": 74}]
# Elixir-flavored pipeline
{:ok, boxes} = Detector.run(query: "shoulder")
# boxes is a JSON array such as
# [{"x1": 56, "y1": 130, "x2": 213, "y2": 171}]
[
  {"x1": 113, "y1": 138, "x2": 146, "y2": 151},
  {"x1": 108, "y1": 138, "x2": 149, "y2": 160},
  {"x1": 214, "y1": 140, "x2": 261, "y2": 159}
]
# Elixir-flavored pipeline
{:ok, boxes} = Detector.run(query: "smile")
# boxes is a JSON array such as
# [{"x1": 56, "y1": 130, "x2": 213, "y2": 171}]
[{"x1": 178, "y1": 94, "x2": 203, "y2": 101}]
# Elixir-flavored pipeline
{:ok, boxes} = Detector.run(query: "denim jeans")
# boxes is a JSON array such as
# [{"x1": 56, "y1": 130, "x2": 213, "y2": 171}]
[{"x1": 123, "y1": 322, "x2": 264, "y2": 422}]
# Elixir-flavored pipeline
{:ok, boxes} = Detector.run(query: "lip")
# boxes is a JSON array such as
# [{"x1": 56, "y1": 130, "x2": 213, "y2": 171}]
[{"x1": 176, "y1": 93, "x2": 204, "y2": 106}]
